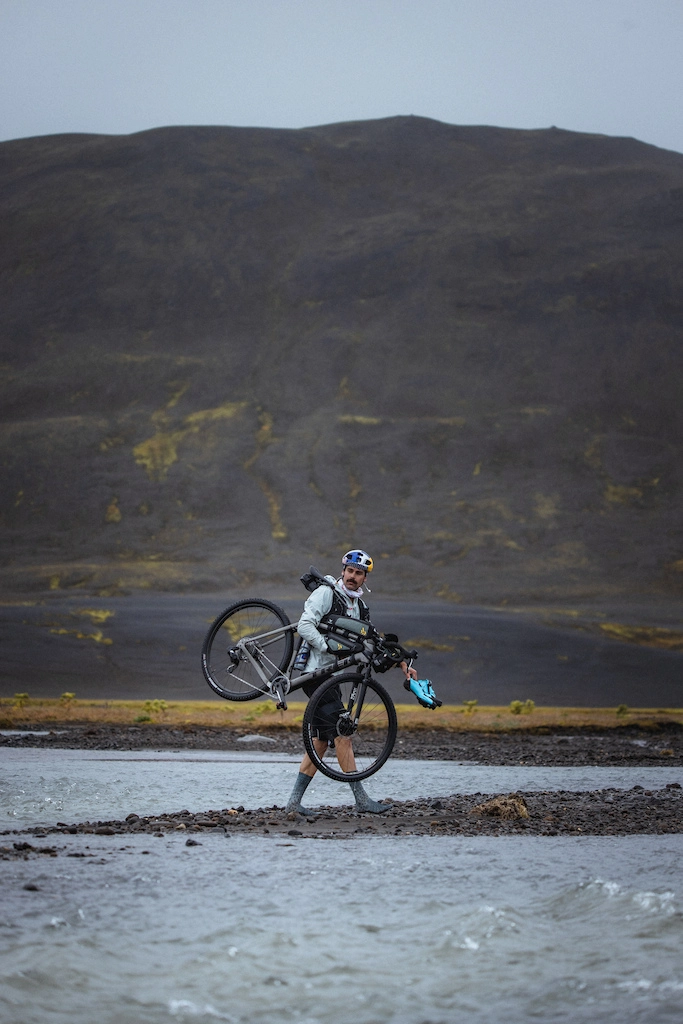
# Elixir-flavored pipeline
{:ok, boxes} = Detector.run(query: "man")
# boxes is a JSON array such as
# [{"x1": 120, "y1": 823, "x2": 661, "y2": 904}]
[{"x1": 286, "y1": 549, "x2": 417, "y2": 815}]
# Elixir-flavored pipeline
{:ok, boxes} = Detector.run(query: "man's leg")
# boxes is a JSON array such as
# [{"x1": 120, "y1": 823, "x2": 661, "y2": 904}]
[
  {"x1": 334, "y1": 737, "x2": 388, "y2": 814},
  {"x1": 286, "y1": 739, "x2": 327, "y2": 813}
]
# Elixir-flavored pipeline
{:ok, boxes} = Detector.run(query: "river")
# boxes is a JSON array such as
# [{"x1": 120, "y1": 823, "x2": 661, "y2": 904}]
[{"x1": 1, "y1": 748, "x2": 682, "y2": 1023}]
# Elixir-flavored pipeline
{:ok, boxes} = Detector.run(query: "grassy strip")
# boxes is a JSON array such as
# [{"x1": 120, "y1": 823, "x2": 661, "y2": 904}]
[{"x1": 1, "y1": 698, "x2": 682, "y2": 732}]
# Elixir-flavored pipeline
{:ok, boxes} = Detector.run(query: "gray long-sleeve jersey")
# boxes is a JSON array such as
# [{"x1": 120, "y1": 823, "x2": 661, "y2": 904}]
[{"x1": 297, "y1": 575, "x2": 365, "y2": 674}]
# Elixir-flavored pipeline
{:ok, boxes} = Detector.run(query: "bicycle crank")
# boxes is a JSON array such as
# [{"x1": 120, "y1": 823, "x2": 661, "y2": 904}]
[{"x1": 270, "y1": 671, "x2": 291, "y2": 710}]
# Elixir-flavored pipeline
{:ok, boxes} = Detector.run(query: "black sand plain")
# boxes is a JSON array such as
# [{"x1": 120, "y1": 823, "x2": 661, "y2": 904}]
[{"x1": 1, "y1": 592, "x2": 681, "y2": 707}]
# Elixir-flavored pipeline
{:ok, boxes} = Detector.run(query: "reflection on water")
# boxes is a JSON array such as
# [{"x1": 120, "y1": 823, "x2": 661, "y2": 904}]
[{"x1": 0, "y1": 833, "x2": 682, "y2": 1024}]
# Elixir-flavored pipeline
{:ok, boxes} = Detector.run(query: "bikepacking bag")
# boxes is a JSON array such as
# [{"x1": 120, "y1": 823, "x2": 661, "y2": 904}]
[
  {"x1": 319, "y1": 614, "x2": 373, "y2": 654},
  {"x1": 300, "y1": 566, "x2": 327, "y2": 592},
  {"x1": 322, "y1": 615, "x2": 372, "y2": 640}
]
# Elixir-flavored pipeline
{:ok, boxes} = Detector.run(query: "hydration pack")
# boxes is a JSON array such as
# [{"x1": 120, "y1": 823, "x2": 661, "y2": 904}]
[{"x1": 300, "y1": 565, "x2": 371, "y2": 623}]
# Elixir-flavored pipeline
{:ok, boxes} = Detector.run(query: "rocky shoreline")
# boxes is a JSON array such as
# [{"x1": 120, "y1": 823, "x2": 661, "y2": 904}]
[
  {"x1": 1, "y1": 723, "x2": 681, "y2": 766},
  {"x1": 3, "y1": 726, "x2": 681, "y2": 848},
  {"x1": 2, "y1": 785, "x2": 682, "y2": 852}
]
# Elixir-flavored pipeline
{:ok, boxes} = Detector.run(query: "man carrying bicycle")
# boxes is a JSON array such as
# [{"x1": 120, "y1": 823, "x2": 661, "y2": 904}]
[{"x1": 286, "y1": 548, "x2": 417, "y2": 815}]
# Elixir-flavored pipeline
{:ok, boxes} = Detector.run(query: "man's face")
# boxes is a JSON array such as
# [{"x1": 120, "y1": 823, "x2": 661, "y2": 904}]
[{"x1": 341, "y1": 565, "x2": 367, "y2": 591}]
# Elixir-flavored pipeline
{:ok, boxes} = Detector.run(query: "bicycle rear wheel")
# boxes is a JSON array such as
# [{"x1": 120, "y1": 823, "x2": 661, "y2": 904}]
[
  {"x1": 201, "y1": 599, "x2": 293, "y2": 701},
  {"x1": 302, "y1": 673, "x2": 397, "y2": 781}
]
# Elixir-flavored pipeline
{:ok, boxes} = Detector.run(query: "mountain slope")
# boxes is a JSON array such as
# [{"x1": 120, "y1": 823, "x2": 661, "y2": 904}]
[{"x1": 1, "y1": 116, "x2": 682, "y2": 601}]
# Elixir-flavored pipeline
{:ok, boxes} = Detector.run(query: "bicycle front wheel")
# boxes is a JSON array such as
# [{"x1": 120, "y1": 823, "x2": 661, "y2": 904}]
[
  {"x1": 201, "y1": 599, "x2": 293, "y2": 701},
  {"x1": 302, "y1": 673, "x2": 397, "y2": 781}
]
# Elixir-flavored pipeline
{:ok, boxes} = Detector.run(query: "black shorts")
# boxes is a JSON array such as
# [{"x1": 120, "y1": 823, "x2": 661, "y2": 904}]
[{"x1": 304, "y1": 684, "x2": 344, "y2": 742}]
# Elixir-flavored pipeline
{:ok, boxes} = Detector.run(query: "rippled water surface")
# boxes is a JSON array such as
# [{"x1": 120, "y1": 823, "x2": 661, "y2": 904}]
[
  {"x1": 1, "y1": 833, "x2": 682, "y2": 1024},
  {"x1": 2, "y1": 748, "x2": 682, "y2": 827}
]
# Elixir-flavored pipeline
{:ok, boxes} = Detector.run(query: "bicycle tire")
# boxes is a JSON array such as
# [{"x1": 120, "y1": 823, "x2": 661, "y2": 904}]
[
  {"x1": 302, "y1": 673, "x2": 397, "y2": 781},
  {"x1": 201, "y1": 599, "x2": 293, "y2": 701}
]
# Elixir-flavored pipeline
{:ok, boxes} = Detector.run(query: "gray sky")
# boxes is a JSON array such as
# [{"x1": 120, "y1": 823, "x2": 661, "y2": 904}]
[{"x1": 2, "y1": 0, "x2": 682, "y2": 153}]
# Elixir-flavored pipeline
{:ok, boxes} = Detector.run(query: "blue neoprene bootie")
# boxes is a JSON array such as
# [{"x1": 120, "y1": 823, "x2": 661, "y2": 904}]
[{"x1": 404, "y1": 678, "x2": 442, "y2": 709}]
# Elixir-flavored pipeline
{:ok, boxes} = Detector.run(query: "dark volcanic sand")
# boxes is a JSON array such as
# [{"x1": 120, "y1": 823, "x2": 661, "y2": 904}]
[
  {"x1": 1, "y1": 724, "x2": 681, "y2": 766},
  {"x1": 3, "y1": 786, "x2": 682, "y2": 847}
]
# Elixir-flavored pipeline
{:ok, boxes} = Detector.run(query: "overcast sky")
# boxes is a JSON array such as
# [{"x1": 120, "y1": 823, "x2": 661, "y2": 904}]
[{"x1": 1, "y1": 0, "x2": 682, "y2": 153}]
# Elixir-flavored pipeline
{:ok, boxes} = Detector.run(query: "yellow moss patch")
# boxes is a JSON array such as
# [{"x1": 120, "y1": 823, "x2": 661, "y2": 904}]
[
  {"x1": 403, "y1": 637, "x2": 456, "y2": 652},
  {"x1": 599, "y1": 623, "x2": 683, "y2": 651},
  {"x1": 338, "y1": 415, "x2": 382, "y2": 425},
  {"x1": 133, "y1": 430, "x2": 185, "y2": 481},
  {"x1": 534, "y1": 493, "x2": 559, "y2": 520},
  {"x1": 243, "y1": 411, "x2": 277, "y2": 471},
  {"x1": 584, "y1": 437, "x2": 602, "y2": 470},
  {"x1": 74, "y1": 608, "x2": 114, "y2": 624},
  {"x1": 604, "y1": 483, "x2": 643, "y2": 504},
  {"x1": 49, "y1": 627, "x2": 113, "y2": 645},
  {"x1": 348, "y1": 472, "x2": 362, "y2": 501},
  {"x1": 105, "y1": 498, "x2": 122, "y2": 523},
  {"x1": 184, "y1": 401, "x2": 246, "y2": 426},
  {"x1": 134, "y1": 402, "x2": 248, "y2": 481},
  {"x1": 258, "y1": 479, "x2": 287, "y2": 540}
]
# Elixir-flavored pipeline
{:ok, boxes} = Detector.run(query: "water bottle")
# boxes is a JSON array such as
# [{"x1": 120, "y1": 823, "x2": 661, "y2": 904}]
[{"x1": 293, "y1": 641, "x2": 310, "y2": 672}]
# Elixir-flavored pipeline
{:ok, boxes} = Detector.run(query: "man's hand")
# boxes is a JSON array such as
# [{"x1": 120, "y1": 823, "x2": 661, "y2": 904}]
[{"x1": 400, "y1": 660, "x2": 418, "y2": 681}]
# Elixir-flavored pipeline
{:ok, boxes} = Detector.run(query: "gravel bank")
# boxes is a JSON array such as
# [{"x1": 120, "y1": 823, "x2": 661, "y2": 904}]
[
  {"x1": 1, "y1": 724, "x2": 681, "y2": 766},
  {"x1": 2, "y1": 785, "x2": 681, "y2": 847}
]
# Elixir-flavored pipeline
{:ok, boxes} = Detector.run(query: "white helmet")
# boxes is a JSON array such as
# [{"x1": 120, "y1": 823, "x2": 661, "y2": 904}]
[{"x1": 341, "y1": 549, "x2": 373, "y2": 573}]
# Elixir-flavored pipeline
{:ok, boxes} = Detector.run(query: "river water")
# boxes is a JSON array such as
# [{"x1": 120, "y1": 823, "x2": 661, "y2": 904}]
[
  {"x1": 2, "y1": 831, "x2": 682, "y2": 1024},
  {"x1": 2, "y1": 749, "x2": 682, "y2": 1023},
  {"x1": 2, "y1": 748, "x2": 682, "y2": 827}
]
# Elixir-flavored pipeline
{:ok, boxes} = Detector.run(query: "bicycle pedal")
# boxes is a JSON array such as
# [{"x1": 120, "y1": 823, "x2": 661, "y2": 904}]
[{"x1": 276, "y1": 700, "x2": 288, "y2": 711}]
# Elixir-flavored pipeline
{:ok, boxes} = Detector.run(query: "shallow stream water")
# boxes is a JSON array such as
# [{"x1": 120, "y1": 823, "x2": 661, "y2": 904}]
[{"x1": 2, "y1": 748, "x2": 682, "y2": 827}]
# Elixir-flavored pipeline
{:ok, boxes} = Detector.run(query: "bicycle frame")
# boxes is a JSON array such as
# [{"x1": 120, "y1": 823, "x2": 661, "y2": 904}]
[{"x1": 230, "y1": 621, "x2": 373, "y2": 712}]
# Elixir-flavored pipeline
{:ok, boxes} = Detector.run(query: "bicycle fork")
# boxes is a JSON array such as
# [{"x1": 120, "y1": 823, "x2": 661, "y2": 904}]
[{"x1": 338, "y1": 669, "x2": 371, "y2": 735}]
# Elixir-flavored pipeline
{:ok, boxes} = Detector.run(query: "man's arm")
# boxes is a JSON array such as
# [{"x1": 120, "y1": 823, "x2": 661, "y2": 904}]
[{"x1": 297, "y1": 585, "x2": 334, "y2": 653}]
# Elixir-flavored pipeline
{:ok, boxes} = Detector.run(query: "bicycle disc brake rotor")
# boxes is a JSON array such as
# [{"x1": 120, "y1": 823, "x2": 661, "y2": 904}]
[{"x1": 335, "y1": 712, "x2": 356, "y2": 737}]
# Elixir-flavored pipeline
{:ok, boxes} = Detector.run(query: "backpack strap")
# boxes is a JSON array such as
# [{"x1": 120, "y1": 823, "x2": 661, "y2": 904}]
[
  {"x1": 301, "y1": 565, "x2": 371, "y2": 621},
  {"x1": 324, "y1": 589, "x2": 370, "y2": 622}
]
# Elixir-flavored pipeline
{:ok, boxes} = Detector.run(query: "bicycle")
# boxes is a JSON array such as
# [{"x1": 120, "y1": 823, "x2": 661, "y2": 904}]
[{"x1": 201, "y1": 575, "x2": 438, "y2": 782}]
